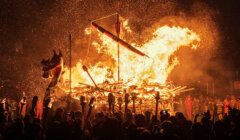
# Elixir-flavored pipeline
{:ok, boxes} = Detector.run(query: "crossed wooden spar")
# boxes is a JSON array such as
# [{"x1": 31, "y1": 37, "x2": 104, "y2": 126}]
[{"x1": 91, "y1": 22, "x2": 149, "y2": 58}]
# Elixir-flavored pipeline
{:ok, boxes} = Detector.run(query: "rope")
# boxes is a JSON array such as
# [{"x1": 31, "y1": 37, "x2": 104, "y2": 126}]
[{"x1": 92, "y1": 12, "x2": 118, "y2": 22}]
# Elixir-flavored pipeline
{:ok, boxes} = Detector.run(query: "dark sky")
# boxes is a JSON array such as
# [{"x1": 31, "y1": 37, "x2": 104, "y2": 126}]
[
  {"x1": 212, "y1": 0, "x2": 240, "y2": 69},
  {"x1": 0, "y1": 0, "x2": 240, "y2": 95}
]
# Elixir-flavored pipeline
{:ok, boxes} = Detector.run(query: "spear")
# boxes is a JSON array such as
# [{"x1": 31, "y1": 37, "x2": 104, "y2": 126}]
[
  {"x1": 124, "y1": 89, "x2": 130, "y2": 115},
  {"x1": 155, "y1": 91, "x2": 160, "y2": 119},
  {"x1": 83, "y1": 97, "x2": 95, "y2": 131},
  {"x1": 139, "y1": 98, "x2": 142, "y2": 114},
  {"x1": 117, "y1": 96, "x2": 123, "y2": 111},
  {"x1": 131, "y1": 92, "x2": 137, "y2": 114},
  {"x1": 80, "y1": 96, "x2": 86, "y2": 129},
  {"x1": 43, "y1": 97, "x2": 52, "y2": 128},
  {"x1": 86, "y1": 97, "x2": 95, "y2": 119},
  {"x1": 80, "y1": 96, "x2": 86, "y2": 118}
]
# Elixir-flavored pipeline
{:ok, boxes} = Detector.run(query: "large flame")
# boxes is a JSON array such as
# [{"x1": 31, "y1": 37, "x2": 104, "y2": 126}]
[{"x1": 62, "y1": 21, "x2": 200, "y2": 93}]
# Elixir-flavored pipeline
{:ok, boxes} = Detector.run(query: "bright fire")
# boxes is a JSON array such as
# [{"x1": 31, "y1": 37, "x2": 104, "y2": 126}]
[{"x1": 61, "y1": 21, "x2": 201, "y2": 95}]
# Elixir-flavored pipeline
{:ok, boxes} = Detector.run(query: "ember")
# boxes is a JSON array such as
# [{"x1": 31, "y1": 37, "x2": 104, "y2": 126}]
[
  {"x1": 1, "y1": 1, "x2": 240, "y2": 140},
  {"x1": 59, "y1": 15, "x2": 201, "y2": 114}
]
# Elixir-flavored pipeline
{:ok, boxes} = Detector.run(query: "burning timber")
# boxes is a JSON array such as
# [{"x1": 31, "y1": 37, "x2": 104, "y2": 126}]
[{"x1": 56, "y1": 14, "x2": 200, "y2": 114}]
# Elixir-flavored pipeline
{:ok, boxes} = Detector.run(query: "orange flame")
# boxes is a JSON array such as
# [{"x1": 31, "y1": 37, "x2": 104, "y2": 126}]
[{"x1": 62, "y1": 21, "x2": 200, "y2": 93}]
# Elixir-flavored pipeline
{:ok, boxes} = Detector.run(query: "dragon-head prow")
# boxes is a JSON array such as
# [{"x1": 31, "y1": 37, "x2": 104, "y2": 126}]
[{"x1": 41, "y1": 49, "x2": 63, "y2": 79}]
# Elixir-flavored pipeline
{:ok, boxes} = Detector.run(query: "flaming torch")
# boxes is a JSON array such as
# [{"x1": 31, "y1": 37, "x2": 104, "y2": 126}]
[{"x1": 155, "y1": 91, "x2": 160, "y2": 118}]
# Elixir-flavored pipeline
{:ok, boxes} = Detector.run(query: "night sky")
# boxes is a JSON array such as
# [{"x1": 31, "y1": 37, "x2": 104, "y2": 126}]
[{"x1": 0, "y1": 0, "x2": 240, "y2": 96}]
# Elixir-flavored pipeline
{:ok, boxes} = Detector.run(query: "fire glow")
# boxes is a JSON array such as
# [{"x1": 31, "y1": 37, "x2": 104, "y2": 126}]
[{"x1": 61, "y1": 21, "x2": 201, "y2": 95}]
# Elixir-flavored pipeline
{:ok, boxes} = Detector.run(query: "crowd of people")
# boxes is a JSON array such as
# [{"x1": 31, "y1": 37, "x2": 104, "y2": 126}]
[
  {"x1": 172, "y1": 95, "x2": 240, "y2": 121},
  {"x1": 0, "y1": 94, "x2": 240, "y2": 140}
]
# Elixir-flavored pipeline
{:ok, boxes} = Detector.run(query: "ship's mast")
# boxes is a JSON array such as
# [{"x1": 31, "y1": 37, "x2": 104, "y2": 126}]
[
  {"x1": 116, "y1": 14, "x2": 120, "y2": 82},
  {"x1": 116, "y1": 1, "x2": 121, "y2": 82}
]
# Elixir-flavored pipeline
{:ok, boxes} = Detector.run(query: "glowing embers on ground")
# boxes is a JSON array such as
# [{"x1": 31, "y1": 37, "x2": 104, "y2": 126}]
[{"x1": 61, "y1": 22, "x2": 201, "y2": 101}]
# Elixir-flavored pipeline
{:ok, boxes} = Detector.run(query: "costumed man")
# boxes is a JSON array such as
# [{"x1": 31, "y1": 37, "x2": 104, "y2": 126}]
[
  {"x1": 185, "y1": 95, "x2": 192, "y2": 120},
  {"x1": 192, "y1": 97, "x2": 200, "y2": 117},
  {"x1": 229, "y1": 95, "x2": 237, "y2": 109},
  {"x1": 10, "y1": 99, "x2": 18, "y2": 120},
  {"x1": 19, "y1": 92, "x2": 27, "y2": 118},
  {"x1": 223, "y1": 96, "x2": 229, "y2": 116},
  {"x1": 215, "y1": 98, "x2": 223, "y2": 121},
  {"x1": 236, "y1": 97, "x2": 240, "y2": 110},
  {"x1": 162, "y1": 100, "x2": 173, "y2": 115},
  {"x1": 177, "y1": 97, "x2": 185, "y2": 114}
]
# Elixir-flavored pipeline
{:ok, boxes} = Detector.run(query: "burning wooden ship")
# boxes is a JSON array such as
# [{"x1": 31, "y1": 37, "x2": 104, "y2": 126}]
[{"x1": 53, "y1": 13, "x2": 200, "y2": 114}]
